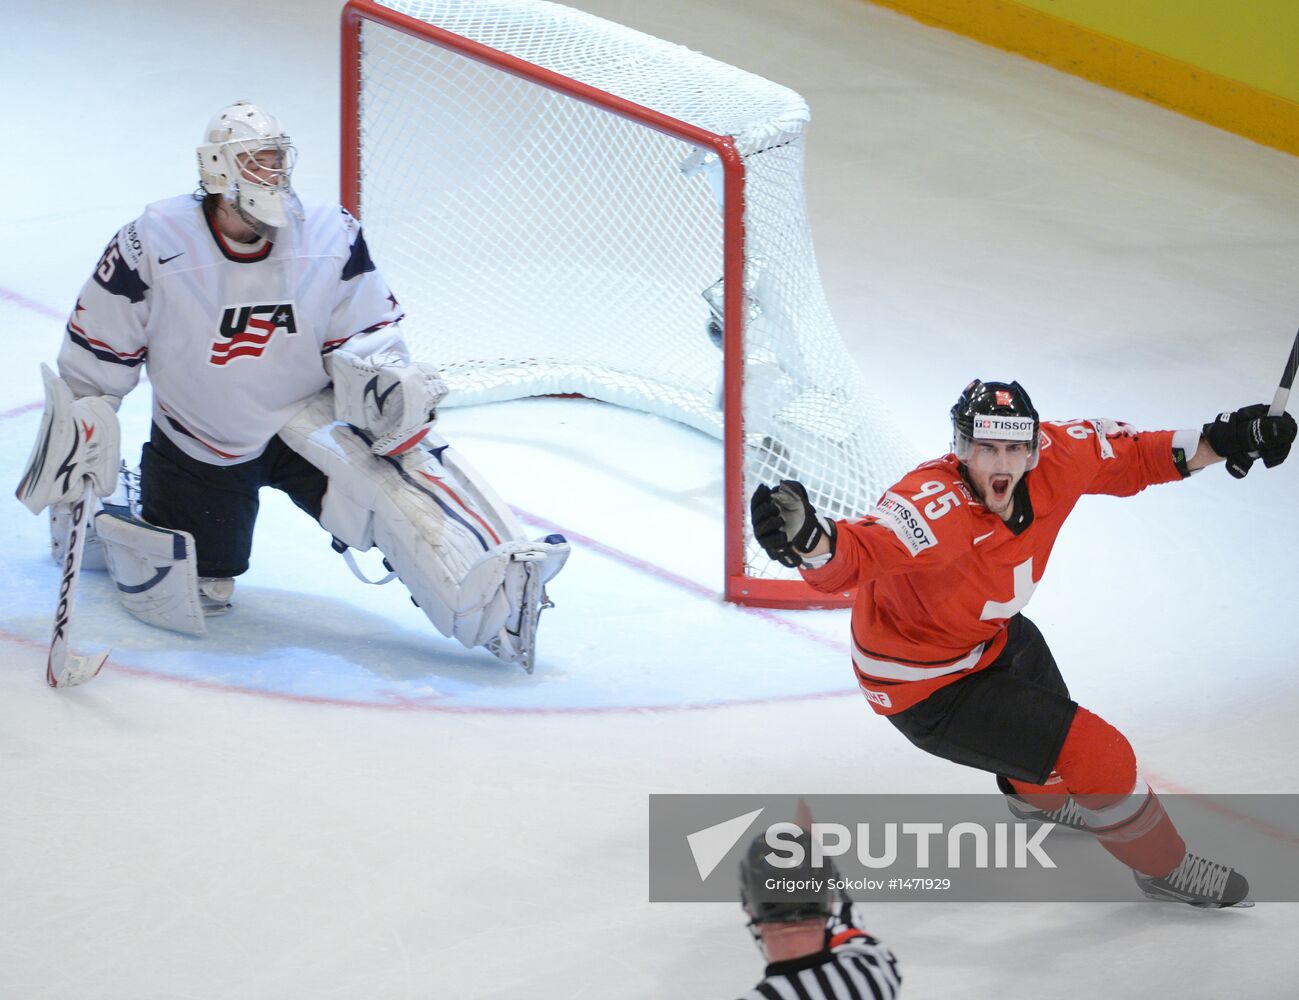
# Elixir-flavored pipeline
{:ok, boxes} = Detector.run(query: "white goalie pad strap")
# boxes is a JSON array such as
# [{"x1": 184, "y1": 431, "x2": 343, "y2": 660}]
[
  {"x1": 95, "y1": 508, "x2": 206, "y2": 636},
  {"x1": 328, "y1": 349, "x2": 449, "y2": 456},
  {"x1": 320, "y1": 481, "x2": 375, "y2": 552},
  {"x1": 16, "y1": 364, "x2": 121, "y2": 514},
  {"x1": 279, "y1": 392, "x2": 569, "y2": 657}
]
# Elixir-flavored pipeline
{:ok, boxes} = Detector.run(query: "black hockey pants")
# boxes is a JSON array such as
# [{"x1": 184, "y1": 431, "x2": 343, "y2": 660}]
[
  {"x1": 139, "y1": 422, "x2": 327, "y2": 578},
  {"x1": 885, "y1": 614, "x2": 1079, "y2": 785}
]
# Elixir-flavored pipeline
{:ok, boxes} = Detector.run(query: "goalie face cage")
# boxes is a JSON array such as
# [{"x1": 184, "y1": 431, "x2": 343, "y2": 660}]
[{"x1": 341, "y1": 0, "x2": 912, "y2": 609}]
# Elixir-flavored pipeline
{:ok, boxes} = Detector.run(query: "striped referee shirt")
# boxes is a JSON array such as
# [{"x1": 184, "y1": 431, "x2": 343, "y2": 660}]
[{"x1": 736, "y1": 931, "x2": 901, "y2": 1000}]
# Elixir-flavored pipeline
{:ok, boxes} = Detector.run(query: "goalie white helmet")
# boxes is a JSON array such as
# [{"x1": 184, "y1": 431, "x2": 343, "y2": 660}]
[{"x1": 196, "y1": 100, "x2": 298, "y2": 230}]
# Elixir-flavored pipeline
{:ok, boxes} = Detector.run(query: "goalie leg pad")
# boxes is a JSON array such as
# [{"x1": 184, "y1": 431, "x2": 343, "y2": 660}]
[
  {"x1": 279, "y1": 392, "x2": 570, "y2": 663},
  {"x1": 319, "y1": 477, "x2": 375, "y2": 552},
  {"x1": 281, "y1": 393, "x2": 503, "y2": 641},
  {"x1": 453, "y1": 536, "x2": 570, "y2": 671},
  {"x1": 95, "y1": 508, "x2": 207, "y2": 636}
]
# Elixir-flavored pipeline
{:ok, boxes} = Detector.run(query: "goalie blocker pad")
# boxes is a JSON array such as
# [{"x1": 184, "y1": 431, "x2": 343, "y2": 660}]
[
  {"x1": 95, "y1": 507, "x2": 207, "y2": 636},
  {"x1": 279, "y1": 391, "x2": 569, "y2": 670}
]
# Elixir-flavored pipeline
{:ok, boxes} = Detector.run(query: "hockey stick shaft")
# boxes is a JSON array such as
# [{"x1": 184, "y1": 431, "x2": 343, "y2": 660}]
[
  {"x1": 1268, "y1": 327, "x2": 1299, "y2": 417},
  {"x1": 47, "y1": 479, "x2": 109, "y2": 688}
]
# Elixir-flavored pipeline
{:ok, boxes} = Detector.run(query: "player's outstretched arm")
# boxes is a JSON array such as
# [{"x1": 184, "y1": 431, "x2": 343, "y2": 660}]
[
  {"x1": 749, "y1": 480, "x2": 836, "y2": 568},
  {"x1": 1196, "y1": 404, "x2": 1297, "y2": 478}
]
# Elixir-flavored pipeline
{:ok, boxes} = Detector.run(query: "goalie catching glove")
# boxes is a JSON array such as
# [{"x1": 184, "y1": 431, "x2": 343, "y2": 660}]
[
  {"x1": 329, "y1": 349, "x2": 448, "y2": 456},
  {"x1": 16, "y1": 364, "x2": 120, "y2": 514},
  {"x1": 750, "y1": 480, "x2": 836, "y2": 569},
  {"x1": 1202, "y1": 404, "x2": 1297, "y2": 479}
]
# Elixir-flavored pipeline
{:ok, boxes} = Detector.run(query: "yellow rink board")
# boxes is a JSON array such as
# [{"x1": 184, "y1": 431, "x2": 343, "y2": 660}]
[{"x1": 868, "y1": 0, "x2": 1299, "y2": 156}]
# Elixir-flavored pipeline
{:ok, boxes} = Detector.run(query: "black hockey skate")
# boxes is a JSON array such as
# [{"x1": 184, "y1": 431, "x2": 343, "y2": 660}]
[
  {"x1": 996, "y1": 775, "x2": 1089, "y2": 832},
  {"x1": 1133, "y1": 853, "x2": 1254, "y2": 908}
]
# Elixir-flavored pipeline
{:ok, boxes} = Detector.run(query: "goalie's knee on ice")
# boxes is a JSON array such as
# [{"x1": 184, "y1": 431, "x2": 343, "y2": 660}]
[{"x1": 95, "y1": 508, "x2": 209, "y2": 635}]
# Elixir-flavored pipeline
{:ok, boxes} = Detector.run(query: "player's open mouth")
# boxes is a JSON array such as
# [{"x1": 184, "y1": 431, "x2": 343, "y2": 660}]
[{"x1": 990, "y1": 475, "x2": 1012, "y2": 501}]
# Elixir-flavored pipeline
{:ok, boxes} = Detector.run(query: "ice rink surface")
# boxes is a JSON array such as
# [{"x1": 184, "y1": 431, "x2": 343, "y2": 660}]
[{"x1": 3, "y1": 0, "x2": 1299, "y2": 996}]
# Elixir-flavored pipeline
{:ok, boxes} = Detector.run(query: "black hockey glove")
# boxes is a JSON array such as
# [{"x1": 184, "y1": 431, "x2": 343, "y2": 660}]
[
  {"x1": 749, "y1": 480, "x2": 836, "y2": 568},
  {"x1": 1203, "y1": 404, "x2": 1297, "y2": 479}
]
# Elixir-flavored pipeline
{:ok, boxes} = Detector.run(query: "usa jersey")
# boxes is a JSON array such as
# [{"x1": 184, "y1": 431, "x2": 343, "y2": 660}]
[
  {"x1": 803, "y1": 421, "x2": 1189, "y2": 715},
  {"x1": 58, "y1": 194, "x2": 406, "y2": 466}
]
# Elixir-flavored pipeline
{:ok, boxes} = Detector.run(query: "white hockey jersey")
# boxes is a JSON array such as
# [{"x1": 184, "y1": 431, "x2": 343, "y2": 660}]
[{"x1": 58, "y1": 194, "x2": 407, "y2": 466}]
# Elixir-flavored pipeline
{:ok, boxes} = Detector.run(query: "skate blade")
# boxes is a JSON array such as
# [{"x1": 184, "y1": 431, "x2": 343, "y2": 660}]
[{"x1": 1135, "y1": 884, "x2": 1255, "y2": 909}]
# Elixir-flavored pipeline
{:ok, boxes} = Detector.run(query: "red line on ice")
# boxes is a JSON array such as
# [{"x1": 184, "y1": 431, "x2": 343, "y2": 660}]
[{"x1": 1, "y1": 285, "x2": 65, "y2": 321}]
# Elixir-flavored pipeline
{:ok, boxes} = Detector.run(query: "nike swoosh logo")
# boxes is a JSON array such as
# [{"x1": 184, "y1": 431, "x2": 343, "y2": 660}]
[
  {"x1": 973, "y1": 531, "x2": 995, "y2": 545},
  {"x1": 158, "y1": 252, "x2": 185, "y2": 265}
]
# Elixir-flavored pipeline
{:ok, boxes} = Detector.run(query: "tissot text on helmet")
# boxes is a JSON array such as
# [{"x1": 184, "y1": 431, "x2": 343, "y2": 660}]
[
  {"x1": 972, "y1": 415, "x2": 1036, "y2": 440},
  {"x1": 763, "y1": 820, "x2": 1058, "y2": 870}
]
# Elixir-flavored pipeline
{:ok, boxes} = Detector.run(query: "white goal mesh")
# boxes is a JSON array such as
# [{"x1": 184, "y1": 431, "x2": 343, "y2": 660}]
[{"x1": 344, "y1": 0, "x2": 912, "y2": 604}]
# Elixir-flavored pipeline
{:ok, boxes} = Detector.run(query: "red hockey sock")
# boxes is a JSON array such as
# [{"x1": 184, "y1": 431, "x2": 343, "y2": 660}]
[
  {"x1": 1052, "y1": 707, "x2": 1185, "y2": 877},
  {"x1": 1007, "y1": 773, "x2": 1068, "y2": 812}
]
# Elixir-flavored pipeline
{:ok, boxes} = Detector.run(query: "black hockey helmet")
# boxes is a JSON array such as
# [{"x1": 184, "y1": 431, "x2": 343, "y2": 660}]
[
  {"x1": 738, "y1": 829, "x2": 834, "y2": 925},
  {"x1": 950, "y1": 379, "x2": 1041, "y2": 468}
]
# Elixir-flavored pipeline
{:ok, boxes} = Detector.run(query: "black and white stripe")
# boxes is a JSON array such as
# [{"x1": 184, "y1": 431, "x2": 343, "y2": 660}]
[{"x1": 737, "y1": 938, "x2": 901, "y2": 1000}]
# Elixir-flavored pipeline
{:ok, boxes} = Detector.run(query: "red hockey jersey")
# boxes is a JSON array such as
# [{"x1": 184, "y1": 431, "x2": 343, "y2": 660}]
[{"x1": 802, "y1": 420, "x2": 1187, "y2": 714}]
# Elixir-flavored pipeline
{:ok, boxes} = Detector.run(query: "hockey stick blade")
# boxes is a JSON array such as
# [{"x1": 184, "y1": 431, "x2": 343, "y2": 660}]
[
  {"x1": 47, "y1": 480, "x2": 110, "y2": 688},
  {"x1": 49, "y1": 648, "x2": 110, "y2": 689},
  {"x1": 1268, "y1": 327, "x2": 1299, "y2": 417}
]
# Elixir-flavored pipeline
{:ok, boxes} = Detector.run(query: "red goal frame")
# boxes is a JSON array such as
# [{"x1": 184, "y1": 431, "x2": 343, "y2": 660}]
[{"x1": 340, "y1": 0, "x2": 851, "y2": 609}]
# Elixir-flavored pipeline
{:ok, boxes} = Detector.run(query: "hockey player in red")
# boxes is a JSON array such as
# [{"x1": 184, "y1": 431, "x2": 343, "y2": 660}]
[{"x1": 751, "y1": 380, "x2": 1295, "y2": 908}]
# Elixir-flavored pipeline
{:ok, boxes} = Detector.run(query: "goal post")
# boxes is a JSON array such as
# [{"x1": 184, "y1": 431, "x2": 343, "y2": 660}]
[{"x1": 339, "y1": 0, "x2": 911, "y2": 608}]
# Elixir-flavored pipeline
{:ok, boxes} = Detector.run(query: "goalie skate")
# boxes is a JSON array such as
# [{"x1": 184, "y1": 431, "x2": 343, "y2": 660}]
[
  {"x1": 483, "y1": 535, "x2": 566, "y2": 674},
  {"x1": 1133, "y1": 853, "x2": 1254, "y2": 908}
]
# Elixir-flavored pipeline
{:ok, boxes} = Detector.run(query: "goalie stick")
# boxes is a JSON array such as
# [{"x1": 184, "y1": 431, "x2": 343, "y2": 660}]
[{"x1": 47, "y1": 479, "x2": 110, "y2": 688}]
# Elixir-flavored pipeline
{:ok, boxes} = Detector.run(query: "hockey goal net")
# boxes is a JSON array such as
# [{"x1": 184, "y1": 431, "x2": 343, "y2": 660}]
[{"x1": 341, "y1": 0, "x2": 911, "y2": 608}]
